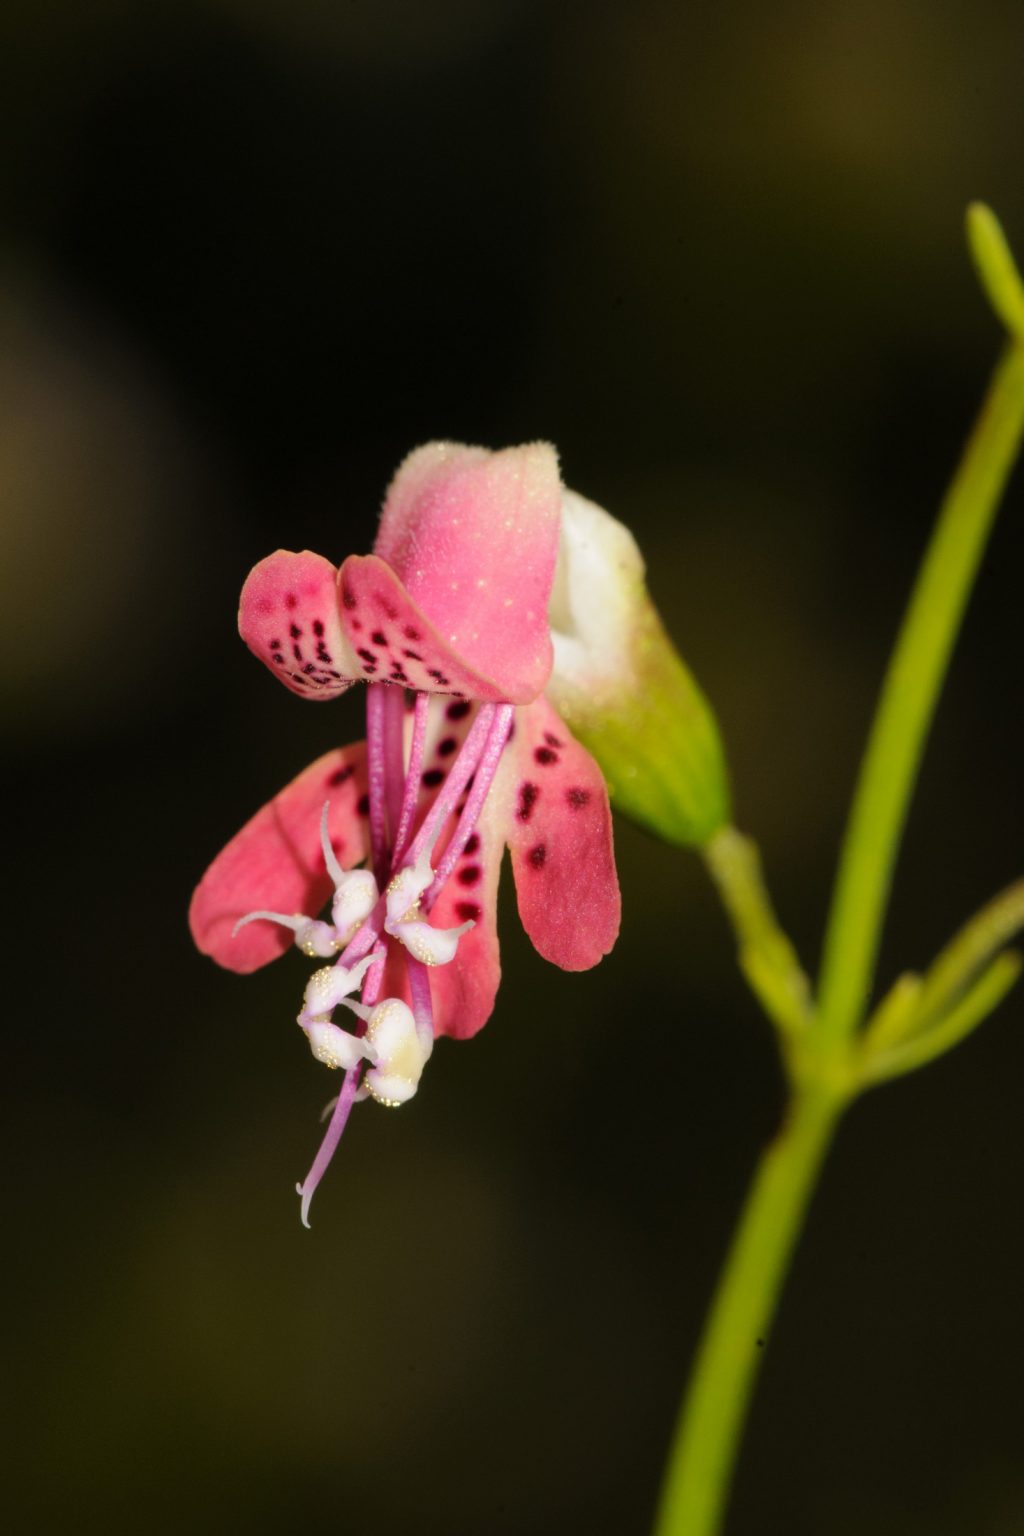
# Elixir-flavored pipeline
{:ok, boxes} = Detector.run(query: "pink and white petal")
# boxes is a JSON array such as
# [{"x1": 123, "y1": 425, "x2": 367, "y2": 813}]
[
  {"x1": 239, "y1": 550, "x2": 361, "y2": 700},
  {"x1": 189, "y1": 744, "x2": 370, "y2": 973},
  {"x1": 339, "y1": 555, "x2": 512, "y2": 701},
  {"x1": 496, "y1": 696, "x2": 620, "y2": 971},
  {"x1": 370, "y1": 442, "x2": 562, "y2": 702}
]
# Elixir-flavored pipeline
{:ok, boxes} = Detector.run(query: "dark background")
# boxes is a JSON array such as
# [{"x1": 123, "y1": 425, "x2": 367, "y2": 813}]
[{"x1": 5, "y1": 3, "x2": 1024, "y2": 1532}]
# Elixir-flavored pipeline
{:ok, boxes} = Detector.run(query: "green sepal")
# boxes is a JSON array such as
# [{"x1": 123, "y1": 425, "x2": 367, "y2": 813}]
[{"x1": 555, "y1": 593, "x2": 731, "y2": 847}]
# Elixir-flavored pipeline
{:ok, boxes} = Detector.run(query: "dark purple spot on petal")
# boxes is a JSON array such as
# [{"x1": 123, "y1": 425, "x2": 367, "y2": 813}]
[
  {"x1": 447, "y1": 699, "x2": 472, "y2": 721},
  {"x1": 286, "y1": 593, "x2": 298, "y2": 609},
  {"x1": 422, "y1": 768, "x2": 445, "y2": 788},
  {"x1": 342, "y1": 588, "x2": 356, "y2": 610},
  {"x1": 302, "y1": 662, "x2": 316, "y2": 675},
  {"x1": 272, "y1": 653, "x2": 285, "y2": 664},
  {"x1": 437, "y1": 736, "x2": 458, "y2": 757},
  {"x1": 292, "y1": 644, "x2": 304, "y2": 661},
  {"x1": 463, "y1": 832, "x2": 480, "y2": 857},
  {"x1": 371, "y1": 630, "x2": 387, "y2": 647},
  {"x1": 455, "y1": 901, "x2": 481, "y2": 922},
  {"x1": 427, "y1": 668, "x2": 444, "y2": 680},
  {"x1": 457, "y1": 865, "x2": 482, "y2": 886},
  {"x1": 328, "y1": 765, "x2": 355, "y2": 786},
  {"x1": 404, "y1": 625, "x2": 422, "y2": 641},
  {"x1": 312, "y1": 619, "x2": 324, "y2": 637},
  {"x1": 534, "y1": 746, "x2": 559, "y2": 766},
  {"x1": 543, "y1": 730, "x2": 563, "y2": 748},
  {"x1": 351, "y1": 616, "x2": 363, "y2": 630},
  {"x1": 357, "y1": 793, "x2": 371, "y2": 817},
  {"x1": 357, "y1": 648, "x2": 376, "y2": 663},
  {"x1": 269, "y1": 638, "x2": 281, "y2": 649},
  {"x1": 403, "y1": 649, "x2": 423, "y2": 662},
  {"x1": 527, "y1": 843, "x2": 547, "y2": 869},
  {"x1": 290, "y1": 623, "x2": 302, "y2": 639},
  {"x1": 517, "y1": 782, "x2": 539, "y2": 822},
  {"x1": 383, "y1": 600, "x2": 398, "y2": 619},
  {"x1": 566, "y1": 787, "x2": 591, "y2": 809}
]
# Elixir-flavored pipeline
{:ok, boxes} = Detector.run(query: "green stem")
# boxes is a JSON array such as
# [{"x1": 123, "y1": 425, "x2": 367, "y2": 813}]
[
  {"x1": 703, "y1": 826, "x2": 813, "y2": 1037},
  {"x1": 817, "y1": 340, "x2": 1024, "y2": 1044},
  {"x1": 653, "y1": 1084, "x2": 845, "y2": 1536}
]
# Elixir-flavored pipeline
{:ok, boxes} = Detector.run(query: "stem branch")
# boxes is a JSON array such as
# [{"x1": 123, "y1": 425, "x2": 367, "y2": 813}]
[{"x1": 817, "y1": 341, "x2": 1024, "y2": 1044}]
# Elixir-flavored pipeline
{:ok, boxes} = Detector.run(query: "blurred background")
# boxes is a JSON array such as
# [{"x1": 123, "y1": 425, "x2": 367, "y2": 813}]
[{"x1": 5, "y1": 2, "x2": 1024, "y2": 1532}]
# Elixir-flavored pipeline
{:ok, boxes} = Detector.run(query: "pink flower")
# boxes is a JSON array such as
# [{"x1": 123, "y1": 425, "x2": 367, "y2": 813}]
[{"x1": 189, "y1": 443, "x2": 620, "y2": 1224}]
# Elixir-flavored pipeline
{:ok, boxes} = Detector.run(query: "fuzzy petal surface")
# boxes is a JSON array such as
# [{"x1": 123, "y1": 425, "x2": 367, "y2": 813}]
[
  {"x1": 189, "y1": 744, "x2": 370, "y2": 972},
  {"x1": 370, "y1": 441, "x2": 562, "y2": 702},
  {"x1": 338, "y1": 554, "x2": 517, "y2": 700},
  {"x1": 239, "y1": 550, "x2": 360, "y2": 699},
  {"x1": 496, "y1": 696, "x2": 620, "y2": 970}
]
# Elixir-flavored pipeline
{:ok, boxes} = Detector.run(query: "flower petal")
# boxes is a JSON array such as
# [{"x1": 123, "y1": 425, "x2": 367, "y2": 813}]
[
  {"x1": 189, "y1": 744, "x2": 370, "y2": 973},
  {"x1": 369, "y1": 441, "x2": 562, "y2": 702},
  {"x1": 497, "y1": 696, "x2": 620, "y2": 970},
  {"x1": 339, "y1": 555, "x2": 515, "y2": 701},
  {"x1": 239, "y1": 550, "x2": 361, "y2": 699}
]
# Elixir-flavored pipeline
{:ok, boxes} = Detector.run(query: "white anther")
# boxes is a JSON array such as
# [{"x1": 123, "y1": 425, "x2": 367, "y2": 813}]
[
  {"x1": 331, "y1": 868, "x2": 378, "y2": 938},
  {"x1": 303, "y1": 1021, "x2": 374, "y2": 1072},
  {"x1": 388, "y1": 917, "x2": 474, "y2": 967},
  {"x1": 385, "y1": 846, "x2": 435, "y2": 927},
  {"x1": 356, "y1": 997, "x2": 432, "y2": 1107},
  {"x1": 319, "y1": 801, "x2": 378, "y2": 937},
  {"x1": 299, "y1": 952, "x2": 376, "y2": 1021},
  {"x1": 233, "y1": 909, "x2": 338, "y2": 958}
]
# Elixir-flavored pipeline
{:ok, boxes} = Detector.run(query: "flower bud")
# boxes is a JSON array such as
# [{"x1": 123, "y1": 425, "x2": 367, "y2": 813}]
[{"x1": 546, "y1": 489, "x2": 730, "y2": 847}]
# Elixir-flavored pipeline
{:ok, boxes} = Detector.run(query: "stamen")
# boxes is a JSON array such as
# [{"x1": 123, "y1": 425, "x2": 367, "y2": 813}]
[
  {"x1": 382, "y1": 682, "x2": 406, "y2": 858},
  {"x1": 407, "y1": 703, "x2": 497, "y2": 864},
  {"x1": 365, "y1": 683, "x2": 389, "y2": 882},
  {"x1": 298, "y1": 952, "x2": 375, "y2": 1022},
  {"x1": 303, "y1": 1021, "x2": 373, "y2": 1071},
  {"x1": 319, "y1": 801, "x2": 345, "y2": 887},
  {"x1": 233, "y1": 909, "x2": 337, "y2": 958},
  {"x1": 406, "y1": 957, "x2": 436, "y2": 1049},
  {"x1": 392, "y1": 916, "x2": 474, "y2": 966},
  {"x1": 295, "y1": 938, "x2": 386, "y2": 1228},
  {"x1": 392, "y1": 691, "x2": 431, "y2": 864},
  {"x1": 331, "y1": 868, "x2": 378, "y2": 939},
  {"x1": 427, "y1": 704, "x2": 514, "y2": 902}
]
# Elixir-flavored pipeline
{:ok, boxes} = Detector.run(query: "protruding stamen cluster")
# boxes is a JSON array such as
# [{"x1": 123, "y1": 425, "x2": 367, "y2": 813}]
[
  {"x1": 384, "y1": 845, "x2": 474, "y2": 966},
  {"x1": 235, "y1": 687, "x2": 515, "y2": 1224}
]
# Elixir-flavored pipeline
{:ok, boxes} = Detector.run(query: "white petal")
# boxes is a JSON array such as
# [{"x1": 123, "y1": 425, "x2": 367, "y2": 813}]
[{"x1": 549, "y1": 488, "x2": 645, "y2": 695}]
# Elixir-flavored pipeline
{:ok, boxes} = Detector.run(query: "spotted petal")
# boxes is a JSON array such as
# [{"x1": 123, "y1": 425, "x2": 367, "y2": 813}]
[
  {"x1": 239, "y1": 550, "x2": 361, "y2": 700},
  {"x1": 496, "y1": 695, "x2": 620, "y2": 970},
  {"x1": 189, "y1": 745, "x2": 370, "y2": 972},
  {"x1": 369, "y1": 441, "x2": 562, "y2": 703}
]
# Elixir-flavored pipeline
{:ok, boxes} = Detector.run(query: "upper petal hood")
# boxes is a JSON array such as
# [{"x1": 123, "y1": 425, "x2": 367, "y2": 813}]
[{"x1": 371, "y1": 441, "x2": 562, "y2": 703}]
